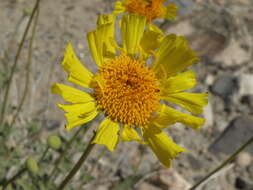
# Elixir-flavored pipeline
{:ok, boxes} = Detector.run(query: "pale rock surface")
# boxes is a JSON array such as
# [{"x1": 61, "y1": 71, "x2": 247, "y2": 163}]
[
  {"x1": 239, "y1": 74, "x2": 253, "y2": 96},
  {"x1": 158, "y1": 169, "x2": 191, "y2": 190},
  {"x1": 203, "y1": 103, "x2": 214, "y2": 129},
  {"x1": 236, "y1": 152, "x2": 252, "y2": 168},
  {"x1": 214, "y1": 39, "x2": 250, "y2": 66}
]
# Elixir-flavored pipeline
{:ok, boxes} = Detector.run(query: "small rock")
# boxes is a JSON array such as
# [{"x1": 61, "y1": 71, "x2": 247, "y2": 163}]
[
  {"x1": 211, "y1": 74, "x2": 238, "y2": 99},
  {"x1": 214, "y1": 39, "x2": 250, "y2": 66},
  {"x1": 203, "y1": 103, "x2": 214, "y2": 129},
  {"x1": 206, "y1": 74, "x2": 215, "y2": 86},
  {"x1": 236, "y1": 152, "x2": 252, "y2": 168},
  {"x1": 166, "y1": 20, "x2": 194, "y2": 36},
  {"x1": 158, "y1": 169, "x2": 191, "y2": 190},
  {"x1": 239, "y1": 74, "x2": 253, "y2": 96},
  {"x1": 209, "y1": 116, "x2": 253, "y2": 155}
]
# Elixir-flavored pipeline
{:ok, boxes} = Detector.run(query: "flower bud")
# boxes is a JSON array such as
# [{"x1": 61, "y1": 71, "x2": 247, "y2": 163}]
[
  {"x1": 47, "y1": 135, "x2": 61, "y2": 150},
  {"x1": 26, "y1": 157, "x2": 38, "y2": 174}
]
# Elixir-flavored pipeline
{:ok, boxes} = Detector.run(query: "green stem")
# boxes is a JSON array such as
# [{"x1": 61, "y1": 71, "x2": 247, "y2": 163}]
[
  {"x1": 57, "y1": 132, "x2": 96, "y2": 190},
  {"x1": 190, "y1": 135, "x2": 253, "y2": 190},
  {"x1": 2, "y1": 168, "x2": 26, "y2": 189},
  {"x1": 39, "y1": 146, "x2": 49, "y2": 162},
  {"x1": 48, "y1": 126, "x2": 87, "y2": 180},
  {"x1": 9, "y1": 1, "x2": 40, "y2": 128},
  {"x1": 1, "y1": 145, "x2": 49, "y2": 188},
  {"x1": 0, "y1": 0, "x2": 40, "y2": 126}
]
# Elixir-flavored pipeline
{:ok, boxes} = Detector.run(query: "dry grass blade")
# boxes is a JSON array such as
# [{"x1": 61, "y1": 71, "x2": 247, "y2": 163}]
[
  {"x1": 0, "y1": 0, "x2": 40, "y2": 126},
  {"x1": 10, "y1": 2, "x2": 40, "y2": 128}
]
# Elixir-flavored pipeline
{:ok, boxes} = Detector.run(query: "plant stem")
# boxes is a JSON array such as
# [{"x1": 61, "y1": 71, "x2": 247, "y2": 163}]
[
  {"x1": 190, "y1": 135, "x2": 253, "y2": 190},
  {"x1": 9, "y1": 1, "x2": 40, "y2": 128},
  {"x1": 1, "y1": 145, "x2": 49, "y2": 189},
  {"x1": 39, "y1": 146, "x2": 49, "y2": 162},
  {"x1": 0, "y1": 0, "x2": 40, "y2": 126},
  {"x1": 57, "y1": 132, "x2": 96, "y2": 190},
  {"x1": 2, "y1": 168, "x2": 26, "y2": 189},
  {"x1": 48, "y1": 126, "x2": 88, "y2": 180}
]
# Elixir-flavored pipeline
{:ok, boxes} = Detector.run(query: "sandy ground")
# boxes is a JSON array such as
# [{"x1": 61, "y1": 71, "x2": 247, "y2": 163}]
[{"x1": 0, "y1": 0, "x2": 253, "y2": 189}]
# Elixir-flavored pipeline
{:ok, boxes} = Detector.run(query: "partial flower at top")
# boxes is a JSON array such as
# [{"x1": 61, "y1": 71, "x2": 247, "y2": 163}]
[
  {"x1": 52, "y1": 14, "x2": 208, "y2": 168},
  {"x1": 114, "y1": 0, "x2": 177, "y2": 22}
]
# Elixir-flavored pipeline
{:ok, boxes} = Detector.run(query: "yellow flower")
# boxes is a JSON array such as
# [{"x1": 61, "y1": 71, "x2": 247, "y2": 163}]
[
  {"x1": 52, "y1": 14, "x2": 208, "y2": 168},
  {"x1": 114, "y1": 0, "x2": 177, "y2": 22}
]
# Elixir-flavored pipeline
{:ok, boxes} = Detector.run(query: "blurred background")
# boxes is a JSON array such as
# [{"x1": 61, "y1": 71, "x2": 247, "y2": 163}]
[{"x1": 0, "y1": 0, "x2": 253, "y2": 189}]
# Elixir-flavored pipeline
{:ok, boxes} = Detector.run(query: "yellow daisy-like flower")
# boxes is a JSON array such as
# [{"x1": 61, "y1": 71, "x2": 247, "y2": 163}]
[
  {"x1": 114, "y1": 0, "x2": 177, "y2": 22},
  {"x1": 52, "y1": 14, "x2": 208, "y2": 167}
]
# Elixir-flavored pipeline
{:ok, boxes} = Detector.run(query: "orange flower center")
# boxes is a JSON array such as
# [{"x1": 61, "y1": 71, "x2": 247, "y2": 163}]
[
  {"x1": 94, "y1": 54, "x2": 160, "y2": 126},
  {"x1": 126, "y1": 0, "x2": 164, "y2": 22}
]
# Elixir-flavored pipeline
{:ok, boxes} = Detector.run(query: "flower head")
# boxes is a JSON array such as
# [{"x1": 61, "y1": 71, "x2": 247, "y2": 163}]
[
  {"x1": 114, "y1": 0, "x2": 177, "y2": 22},
  {"x1": 52, "y1": 14, "x2": 208, "y2": 167}
]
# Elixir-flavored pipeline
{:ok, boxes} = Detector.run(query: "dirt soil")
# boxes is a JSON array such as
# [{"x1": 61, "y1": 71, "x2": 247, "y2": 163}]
[{"x1": 0, "y1": 0, "x2": 253, "y2": 189}]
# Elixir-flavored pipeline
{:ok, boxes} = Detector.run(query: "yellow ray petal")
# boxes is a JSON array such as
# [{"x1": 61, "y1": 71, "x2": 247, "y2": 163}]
[
  {"x1": 121, "y1": 14, "x2": 146, "y2": 56},
  {"x1": 160, "y1": 3, "x2": 177, "y2": 20},
  {"x1": 62, "y1": 43, "x2": 93, "y2": 88},
  {"x1": 51, "y1": 83, "x2": 94, "y2": 103},
  {"x1": 92, "y1": 118, "x2": 120, "y2": 151},
  {"x1": 152, "y1": 104, "x2": 205, "y2": 130},
  {"x1": 122, "y1": 125, "x2": 144, "y2": 143},
  {"x1": 143, "y1": 126, "x2": 186, "y2": 168},
  {"x1": 140, "y1": 24, "x2": 164, "y2": 56},
  {"x1": 64, "y1": 111, "x2": 98, "y2": 131},
  {"x1": 147, "y1": 23, "x2": 164, "y2": 35},
  {"x1": 161, "y1": 70, "x2": 196, "y2": 94},
  {"x1": 153, "y1": 34, "x2": 199, "y2": 78},
  {"x1": 57, "y1": 103, "x2": 98, "y2": 130},
  {"x1": 57, "y1": 102, "x2": 96, "y2": 114},
  {"x1": 114, "y1": 1, "x2": 127, "y2": 14},
  {"x1": 162, "y1": 92, "x2": 208, "y2": 115},
  {"x1": 87, "y1": 14, "x2": 116, "y2": 66}
]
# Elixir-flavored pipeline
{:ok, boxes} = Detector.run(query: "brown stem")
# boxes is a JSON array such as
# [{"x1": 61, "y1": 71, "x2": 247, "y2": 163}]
[{"x1": 57, "y1": 132, "x2": 96, "y2": 190}]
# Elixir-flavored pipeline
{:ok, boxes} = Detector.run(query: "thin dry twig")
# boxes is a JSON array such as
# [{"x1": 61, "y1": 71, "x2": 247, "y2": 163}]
[
  {"x1": 10, "y1": 1, "x2": 40, "y2": 128},
  {"x1": 0, "y1": 0, "x2": 40, "y2": 126}
]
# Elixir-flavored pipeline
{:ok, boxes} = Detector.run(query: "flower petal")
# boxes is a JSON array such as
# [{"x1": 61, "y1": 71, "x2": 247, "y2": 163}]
[
  {"x1": 51, "y1": 83, "x2": 94, "y2": 103},
  {"x1": 92, "y1": 118, "x2": 120, "y2": 151},
  {"x1": 121, "y1": 14, "x2": 146, "y2": 55},
  {"x1": 162, "y1": 92, "x2": 208, "y2": 115},
  {"x1": 140, "y1": 24, "x2": 164, "y2": 55},
  {"x1": 57, "y1": 103, "x2": 98, "y2": 131},
  {"x1": 152, "y1": 104, "x2": 205, "y2": 130},
  {"x1": 143, "y1": 126, "x2": 186, "y2": 168},
  {"x1": 160, "y1": 3, "x2": 177, "y2": 20},
  {"x1": 62, "y1": 43, "x2": 93, "y2": 88},
  {"x1": 161, "y1": 70, "x2": 196, "y2": 94},
  {"x1": 153, "y1": 34, "x2": 199, "y2": 78},
  {"x1": 114, "y1": 1, "x2": 127, "y2": 14},
  {"x1": 122, "y1": 125, "x2": 143, "y2": 143},
  {"x1": 87, "y1": 14, "x2": 116, "y2": 66}
]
